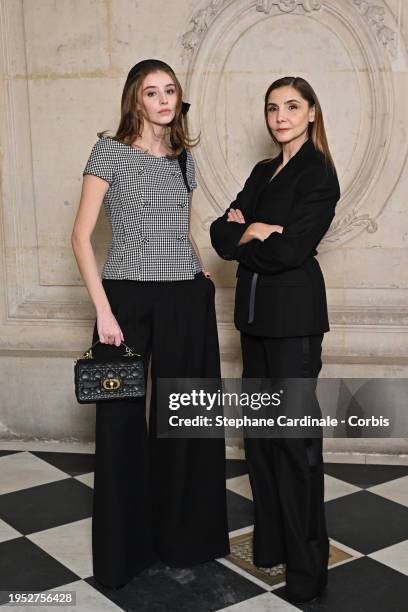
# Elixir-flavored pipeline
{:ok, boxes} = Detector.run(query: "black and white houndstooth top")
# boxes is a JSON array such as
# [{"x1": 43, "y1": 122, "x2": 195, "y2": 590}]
[{"x1": 83, "y1": 136, "x2": 202, "y2": 281}]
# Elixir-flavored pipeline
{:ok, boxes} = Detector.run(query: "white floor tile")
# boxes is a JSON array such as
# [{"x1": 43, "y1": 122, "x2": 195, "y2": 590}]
[
  {"x1": 323, "y1": 452, "x2": 366, "y2": 464},
  {"x1": 2, "y1": 579, "x2": 122, "y2": 611},
  {"x1": 324, "y1": 474, "x2": 361, "y2": 502},
  {"x1": 368, "y1": 475, "x2": 408, "y2": 507},
  {"x1": 226, "y1": 472, "x2": 360, "y2": 503},
  {"x1": 0, "y1": 441, "x2": 95, "y2": 454},
  {"x1": 226, "y1": 472, "x2": 361, "y2": 503},
  {"x1": 229, "y1": 525, "x2": 253, "y2": 538},
  {"x1": 227, "y1": 474, "x2": 253, "y2": 500},
  {"x1": 366, "y1": 454, "x2": 408, "y2": 466},
  {"x1": 323, "y1": 452, "x2": 408, "y2": 466},
  {"x1": 219, "y1": 591, "x2": 298, "y2": 611},
  {"x1": 226, "y1": 446, "x2": 245, "y2": 460},
  {"x1": 27, "y1": 518, "x2": 93, "y2": 579},
  {"x1": 369, "y1": 540, "x2": 408, "y2": 576},
  {"x1": 0, "y1": 452, "x2": 69, "y2": 495},
  {"x1": 0, "y1": 518, "x2": 21, "y2": 543},
  {"x1": 217, "y1": 557, "x2": 275, "y2": 592},
  {"x1": 74, "y1": 472, "x2": 94, "y2": 488},
  {"x1": 327, "y1": 537, "x2": 364, "y2": 560}
]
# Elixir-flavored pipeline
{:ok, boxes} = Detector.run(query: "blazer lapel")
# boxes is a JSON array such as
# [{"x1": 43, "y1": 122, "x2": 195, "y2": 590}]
[
  {"x1": 251, "y1": 139, "x2": 318, "y2": 221},
  {"x1": 267, "y1": 138, "x2": 316, "y2": 184},
  {"x1": 247, "y1": 139, "x2": 317, "y2": 220}
]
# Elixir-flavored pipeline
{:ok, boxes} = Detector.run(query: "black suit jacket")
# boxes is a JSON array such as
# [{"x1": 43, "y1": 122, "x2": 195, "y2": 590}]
[{"x1": 210, "y1": 138, "x2": 341, "y2": 337}]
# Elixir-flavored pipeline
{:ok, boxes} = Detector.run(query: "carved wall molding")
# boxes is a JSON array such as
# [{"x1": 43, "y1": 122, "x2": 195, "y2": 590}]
[
  {"x1": 0, "y1": 0, "x2": 406, "y2": 356},
  {"x1": 182, "y1": 0, "x2": 324, "y2": 57},
  {"x1": 325, "y1": 211, "x2": 378, "y2": 242},
  {"x1": 255, "y1": 0, "x2": 322, "y2": 14},
  {"x1": 182, "y1": 0, "x2": 407, "y2": 248},
  {"x1": 353, "y1": 0, "x2": 398, "y2": 58},
  {"x1": 182, "y1": 0, "x2": 228, "y2": 54}
]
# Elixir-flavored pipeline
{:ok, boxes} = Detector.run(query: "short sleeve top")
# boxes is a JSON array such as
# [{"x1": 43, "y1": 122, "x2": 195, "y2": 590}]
[{"x1": 83, "y1": 136, "x2": 201, "y2": 281}]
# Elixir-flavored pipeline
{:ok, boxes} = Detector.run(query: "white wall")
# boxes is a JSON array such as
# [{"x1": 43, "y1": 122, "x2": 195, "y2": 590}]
[{"x1": 0, "y1": 0, "x2": 407, "y2": 451}]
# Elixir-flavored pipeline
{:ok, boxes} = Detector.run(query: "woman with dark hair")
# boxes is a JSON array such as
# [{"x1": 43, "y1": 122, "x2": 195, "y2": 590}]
[
  {"x1": 71, "y1": 59, "x2": 229, "y2": 589},
  {"x1": 210, "y1": 76, "x2": 340, "y2": 604}
]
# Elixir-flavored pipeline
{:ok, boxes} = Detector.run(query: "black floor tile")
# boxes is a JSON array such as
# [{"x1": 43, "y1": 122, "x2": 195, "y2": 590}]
[
  {"x1": 326, "y1": 490, "x2": 408, "y2": 554},
  {"x1": 227, "y1": 490, "x2": 254, "y2": 532},
  {"x1": 275, "y1": 556, "x2": 408, "y2": 612},
  {"x1": 87, "y1": 560, "x2": 266, "y2": 612},
  {"x1": 0, "y1": 537, "x2": 79, "y2": 603},
  {"x1": 226, "y1": 459, "x2": 248, "y2": 480},
  {"x1": 0, "y1": 479, "x2": 93, "y2": 535},
  {"x1": 323, "y1": 463, "x2": 408, "y2": 489},
  {"x1": 0, "y1": 450, "x2": 22, "y2": 457},
  {"x1": 1, "y1": 450, "x2": 407, "y2": 612},
  {"x1": 31, "y1": 451, "x2": 95, "y2": 476}
]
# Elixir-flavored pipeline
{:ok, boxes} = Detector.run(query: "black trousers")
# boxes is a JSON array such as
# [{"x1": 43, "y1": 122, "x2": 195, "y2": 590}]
[
  {"x1": 241, "y1": 332, "x2": 329, "y2": 602},
  {"x1": 91, "y1": 272, "x2": 230, "y2": 588}
]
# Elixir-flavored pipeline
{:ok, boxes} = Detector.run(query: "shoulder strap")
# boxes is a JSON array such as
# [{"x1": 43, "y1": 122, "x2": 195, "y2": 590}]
[{"x1": 177, "y1": 148, "x2": 190, "y2": 192}]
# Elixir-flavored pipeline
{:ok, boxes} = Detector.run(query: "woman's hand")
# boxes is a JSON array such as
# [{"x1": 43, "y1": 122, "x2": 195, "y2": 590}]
[
  {"x1": 250, "y1": 223, "x2": 283, "y2": 241},
  {"x1": 226, "y1": 207, "x2": 283, "y2": 244},
  {"x1": 238, "y1": 223, "x2": 283, "y2": 245},
  {"x1": 97, "y1": 307, "x2": 124, "y2": 346},
  {"x1": 227, "y1": 208, "x2": 246, "y2": 224},
  {"x1": 203, "y1": 270, "x2": 212, "y2": 278}
]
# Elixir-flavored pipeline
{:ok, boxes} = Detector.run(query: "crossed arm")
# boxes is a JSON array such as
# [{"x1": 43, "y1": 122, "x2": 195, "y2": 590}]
[
  {"x1": 210, "y1": 163, "x2": 340, "y2": 276},
  {"x1": 226, "y1": 207, "x2": 283, "y2": 244}
]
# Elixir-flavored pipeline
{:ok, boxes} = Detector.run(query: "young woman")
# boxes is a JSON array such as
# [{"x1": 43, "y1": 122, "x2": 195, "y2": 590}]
[
  {"x1": 72, "y1": 59, "x2": 230, "y2": 589},
  {"x1": 210, "y1": 76, "x2": 340, "y2": 604}
]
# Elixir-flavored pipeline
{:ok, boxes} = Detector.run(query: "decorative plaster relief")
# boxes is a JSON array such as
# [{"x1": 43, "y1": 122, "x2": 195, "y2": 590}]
[
  {"x1": 0, "y1": 0, "x2": 406, "y2": 336},
  {"x1": 181, "y1": 0, "x2": 407, "y2": 248},
  {"x1": 353, "y1": 0, "x2": 398, "y2": 57},
  {"x1": 256, "y1": 0, "x2": 322, "y2": 14}
]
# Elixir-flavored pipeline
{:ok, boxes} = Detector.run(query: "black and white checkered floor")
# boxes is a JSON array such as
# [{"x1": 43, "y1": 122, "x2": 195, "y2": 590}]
[{"x1": 1, "y1": 447, "x2": 408, "y2": 611}]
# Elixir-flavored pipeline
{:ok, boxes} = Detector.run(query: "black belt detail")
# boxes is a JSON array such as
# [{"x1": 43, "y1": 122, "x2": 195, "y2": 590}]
[{"x1": 248, "y1": 273, "x2": 259, "y2": 324}]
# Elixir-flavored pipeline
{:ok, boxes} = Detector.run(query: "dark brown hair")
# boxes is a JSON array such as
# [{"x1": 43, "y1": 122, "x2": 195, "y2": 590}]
[
  {"x1": 98, "y1": 59, "x2": 198, "y2": 159},
  {"x1": 264, "y1": 76, "x2": 336, "y2": 172}
]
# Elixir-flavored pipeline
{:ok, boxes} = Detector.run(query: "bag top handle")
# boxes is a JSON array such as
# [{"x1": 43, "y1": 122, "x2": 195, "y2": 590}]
[{"x1": 79, "y1": 340, "x2": 140, "y2": 360}]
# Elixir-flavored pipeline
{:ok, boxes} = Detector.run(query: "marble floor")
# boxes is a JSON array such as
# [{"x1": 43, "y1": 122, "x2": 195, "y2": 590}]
[{"x1": 0, "y1": 444, "x2": 408, "y2": 611}]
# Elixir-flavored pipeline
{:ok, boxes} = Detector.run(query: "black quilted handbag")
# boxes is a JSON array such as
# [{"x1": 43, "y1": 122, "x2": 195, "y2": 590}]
[{"x1": 74, "y1": 340, "x2": 145, "y2": 404}]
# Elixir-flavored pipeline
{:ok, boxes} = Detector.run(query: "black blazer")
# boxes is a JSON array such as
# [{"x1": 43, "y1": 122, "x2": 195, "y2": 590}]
[{"x1": 210, "y1": 138, "x2": 341, "y2": 337}]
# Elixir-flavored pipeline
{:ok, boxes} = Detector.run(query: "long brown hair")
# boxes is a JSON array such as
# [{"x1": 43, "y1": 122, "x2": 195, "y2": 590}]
[
  {"x1": 264, "y1": 76, "x2": 336, "y2": 172},
  {"x1": 98, "y1": 59, "x2": 198, "y2": 159}
]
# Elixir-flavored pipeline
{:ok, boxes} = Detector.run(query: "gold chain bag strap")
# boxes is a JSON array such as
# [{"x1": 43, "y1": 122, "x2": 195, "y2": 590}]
[{"x1": 74, "y1": 340, "x2": 145, "y2": 404}]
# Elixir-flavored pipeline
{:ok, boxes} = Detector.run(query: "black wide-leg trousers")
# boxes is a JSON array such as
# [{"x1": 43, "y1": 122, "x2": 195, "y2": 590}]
[
  {"x1": 90, "y1": 272, "x2": 230, "y2": 588},
  {"x1": 241, "y1": 332, "x2": 329, "y2": 602}
]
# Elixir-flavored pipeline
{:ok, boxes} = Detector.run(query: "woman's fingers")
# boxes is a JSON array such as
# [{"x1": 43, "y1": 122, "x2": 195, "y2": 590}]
[
  {"x1": 96, "y1": 309, "x2": 125, "y2": 346},
  {"x1": 227, "y1": 208, "x2": 245, "y2": 223},
  {"x1": 236, "y1": 209, "x2": 245, "y2": 223},
  {"x1": 99, "y1": 330, "x2": 123, "y2": 345}
]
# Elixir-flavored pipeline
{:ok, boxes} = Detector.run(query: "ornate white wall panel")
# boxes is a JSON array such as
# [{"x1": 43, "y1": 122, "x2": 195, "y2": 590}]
[
  {"x1": 180, "y1": 0, "x2": 408, "y2": 358},
  {"x1": 0, "y1": 0, "x2": 407, "y2": 441}
]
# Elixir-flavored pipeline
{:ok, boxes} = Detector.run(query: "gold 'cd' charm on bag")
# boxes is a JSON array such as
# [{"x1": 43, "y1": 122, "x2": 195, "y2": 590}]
[{"x1": 102, "y1": 378, "x2": 121, "y2": 390}]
